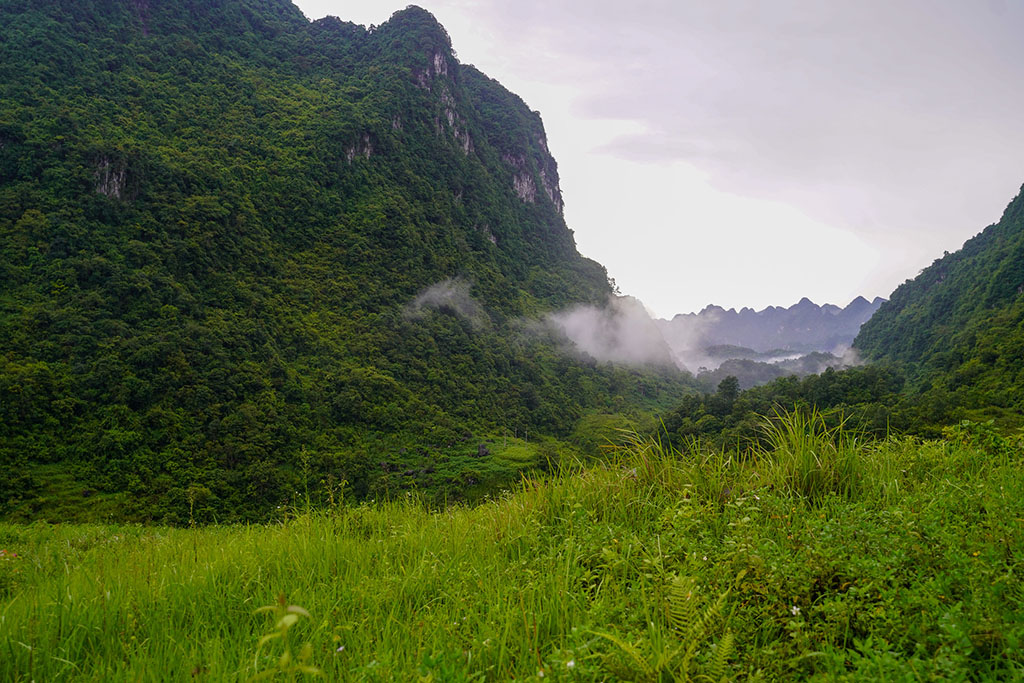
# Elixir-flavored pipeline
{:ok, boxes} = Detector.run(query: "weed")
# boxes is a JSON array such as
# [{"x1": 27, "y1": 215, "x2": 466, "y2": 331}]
[
  {"x1": 0, "y1": 548, "x2": 20, "y2": 597},
  {"x1": 250, "y1": 594, "x2": 322, "y2": 680}
]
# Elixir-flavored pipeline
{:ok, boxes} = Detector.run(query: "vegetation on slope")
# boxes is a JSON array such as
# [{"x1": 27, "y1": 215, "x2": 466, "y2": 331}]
[
  {"x1": 2, "y1": 413, "x2": 1022, "y2": 680},
  {"x1": 654, "y1": 362, "x2": 990, "y2": 451},
  {"x1": 660, "y1": 180, "x2": 1024, "y2": 453},
  {"x1": 0, "y1": 1, "x2": 695, "y2": 521},
  {"x1": 855, "y1": 184, "x2": 1024, "y2": 417}
]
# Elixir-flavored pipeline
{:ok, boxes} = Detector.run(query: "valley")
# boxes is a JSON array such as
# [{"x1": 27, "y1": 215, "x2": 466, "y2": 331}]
[{"x1": 1, "y1": 1, "x2": 1023, "y2": 680}]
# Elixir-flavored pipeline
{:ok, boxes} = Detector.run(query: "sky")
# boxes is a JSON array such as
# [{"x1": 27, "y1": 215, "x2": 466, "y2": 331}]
[{"x1": 291, "y1": 0, "x2": 1024, "y2": 318}]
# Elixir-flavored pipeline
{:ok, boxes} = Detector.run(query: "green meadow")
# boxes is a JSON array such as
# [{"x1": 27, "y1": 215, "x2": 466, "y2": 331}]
[{"x1": 2, "y1": 413, "x2": 1023, "y2": 681}]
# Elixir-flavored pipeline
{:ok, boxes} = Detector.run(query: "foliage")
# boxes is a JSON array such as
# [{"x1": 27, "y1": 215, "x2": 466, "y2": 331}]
[
  {"x1": 758, "y1": 408, "x2": 861, "y2": 503},
  {"x1": 0, "y1": 0, "x2": 695, "y2": 522},
  {"x1": 0, "y1": 548, "x2": 21, "y2": 597},
  {"x1": 251, "y1": 595, "x2": 322, "y2": 680},
  {"x1": 593, "y1": 575, "x2": 733, "y2": 682},
  {"x1": 657, "y1": 365, "x2": 929, "y2": 449},
  {"x1": 2, "y1": 420, "x2": 1023, "y2": 680},
  {"x1": 855, "y1": 184, "x2": 1024, "y2": 417}
]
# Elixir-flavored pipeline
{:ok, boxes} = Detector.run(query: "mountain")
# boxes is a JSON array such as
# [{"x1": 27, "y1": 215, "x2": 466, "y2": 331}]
[
  {"x1": 658, "y1": 296, "x2": 884, "y2": 371},
  {"x1": 0, "y1": 1, "x2": 693, "y2": 521},
  {"x1": 855, "y1": 183, "x2": 1024, "y2": 414}
]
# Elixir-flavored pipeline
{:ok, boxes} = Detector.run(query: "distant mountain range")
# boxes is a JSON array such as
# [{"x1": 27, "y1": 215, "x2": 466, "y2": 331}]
[{"x1": 657, "y1": 296, "x2": 885, "y2": 373}]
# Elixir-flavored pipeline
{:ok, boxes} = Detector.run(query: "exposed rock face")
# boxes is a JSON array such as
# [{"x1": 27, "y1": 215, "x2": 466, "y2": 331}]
[
  {"x1": 130, "y1": 0, "x2": 150, "y2": 35},
  {"x1": 437, "y1": 88, "x2": 473, "y2": 154},
  {"x1": 512, "y1": 169, "x2": 537, "y2": 203},
  {"x1": 345, "y1": 134, "x2": 373, "y2": 163},
  {"x1": 414, "y1": 49, "x2": 450, "y2": 89},
  {"x1": 538, "y1": 167, "x2": 563, "y2": 213},
  {"x1": 432, "y1": 51, "x2": 448, "y2": 77},
  {"x1": 480, "y1": 225, "x2": 497, "y2": 245},
  {"x1": 94, "y1": 157, "x2": 127, "y2": 199},
  {"x1": 503, "y1": 152, "x2": 558, "y2": 207},
  {"x1": 413, "y1": 47, "x2": 474, "y2": 155}
]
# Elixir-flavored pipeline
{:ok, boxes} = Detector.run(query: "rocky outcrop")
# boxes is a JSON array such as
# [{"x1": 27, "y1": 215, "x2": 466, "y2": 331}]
[
  {"x1": 413, "y1": 49, "x2": 450, "y2": 90},
  {"x1": 94, "y1": 157, "x2": 128, "y2": 199},
  {"x1": 344, "y1": 134, "x2": 373, "y2": 163}
]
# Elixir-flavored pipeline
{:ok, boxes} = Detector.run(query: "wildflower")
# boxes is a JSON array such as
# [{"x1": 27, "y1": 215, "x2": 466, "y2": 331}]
[
  {"x1": 566, "y1": 659, "x2": 575, "y2": 669},
  {"x1": 790, "y1": 605, "x2": 801, "y2": 616},
  {"x1": 335, "y1": 645, "x2": 345, "y2": 653}
]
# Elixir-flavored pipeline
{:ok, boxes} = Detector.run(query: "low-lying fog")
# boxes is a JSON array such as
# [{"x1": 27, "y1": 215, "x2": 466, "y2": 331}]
[{"x1": 409, "y1": 280, "x2": 870, "y2": 386}]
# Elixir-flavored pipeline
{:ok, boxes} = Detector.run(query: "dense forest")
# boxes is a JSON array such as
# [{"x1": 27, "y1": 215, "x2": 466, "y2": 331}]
[
  {"x1": 3, "y1": 0, "x2": 1023, "y2": 529},
  {"x1": 0, "y1": 0, "x2": 695, "y2": 522},
  {"x1": 855, "y1": 184, "x2": 1024, "y2": 416}
]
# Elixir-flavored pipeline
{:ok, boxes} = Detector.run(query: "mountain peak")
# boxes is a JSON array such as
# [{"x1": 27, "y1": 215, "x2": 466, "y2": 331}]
[
  {"x1": 378, "y1": 5, "x2": 453, "y2": 52},
  {"x1": 0, "y1": 0, "x2": 624, "y2": 521},
  {"x1": 389, "y1": 5, "x2": 445, "y2": 26}
]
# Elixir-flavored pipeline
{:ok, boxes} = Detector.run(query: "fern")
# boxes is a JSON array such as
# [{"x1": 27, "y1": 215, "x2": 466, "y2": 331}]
[
  {"x1": 704, "y1": 630, "x2": 735, "y2": 683},
  {"x1": 666, "y1": 576, "x2": 699, "y2": 636},
  {"x1": 594, "y1": 576, "x2": 734, "y2": 682}
]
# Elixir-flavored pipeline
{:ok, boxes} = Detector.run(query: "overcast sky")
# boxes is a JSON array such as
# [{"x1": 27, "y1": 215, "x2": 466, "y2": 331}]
[{"x1": 292, "y1": 0, "x2": 1024, "y2": 318}]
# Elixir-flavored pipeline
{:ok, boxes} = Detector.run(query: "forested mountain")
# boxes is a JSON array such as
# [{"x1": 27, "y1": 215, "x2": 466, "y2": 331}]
[
  {"x1": 855, "y1": 184, "x2": 1024, "y2": 414},
  {"x1": 0, "y1": 0, "x2": 693, "y2": 521}
]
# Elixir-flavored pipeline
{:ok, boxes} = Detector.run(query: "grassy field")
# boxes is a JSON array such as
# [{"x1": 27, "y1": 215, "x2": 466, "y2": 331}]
[{"x1": 2, "y1": 412, "x2": 1023, "y2": 681}]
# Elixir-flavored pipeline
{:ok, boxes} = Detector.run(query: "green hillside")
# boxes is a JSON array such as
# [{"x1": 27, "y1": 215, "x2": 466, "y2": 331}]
[
  {"x1": 0, "y1": 1, "x2": 693, "y2": 522},
  {"x1": 854, "y1": 184, "x2": 1024, "y2": 420}
]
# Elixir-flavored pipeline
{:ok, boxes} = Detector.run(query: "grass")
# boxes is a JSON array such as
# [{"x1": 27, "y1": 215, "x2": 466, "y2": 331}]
[{"x1": 2, "y1": 412, "x2": 1023, "y2": 680}]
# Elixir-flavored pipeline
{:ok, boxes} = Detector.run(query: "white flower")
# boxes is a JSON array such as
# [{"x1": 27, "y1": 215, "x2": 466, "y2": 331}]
[
  {"x1": 566, "y1": 660, "x2": 575, "y2": 669},
  {"x1": 790, "y1": 605, "x2": 801, "y2": 616},
  {"x1": 335, "y1": 645, "x2": 345, "y2": 653}
]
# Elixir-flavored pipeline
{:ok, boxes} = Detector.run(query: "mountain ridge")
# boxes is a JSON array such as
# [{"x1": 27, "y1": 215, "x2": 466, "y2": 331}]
[{"x1": 660, "y1": 296, "x2": 885, "y2": 361}]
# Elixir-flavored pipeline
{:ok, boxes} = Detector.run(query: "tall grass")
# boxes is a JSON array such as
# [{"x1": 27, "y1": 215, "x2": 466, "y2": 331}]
[
  {"x1": 758, "y1": 407, "x2": 862, "y2": 503},
  {"x1": 2, "y1": 414, "x2": 1023, "y2": 680}
]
